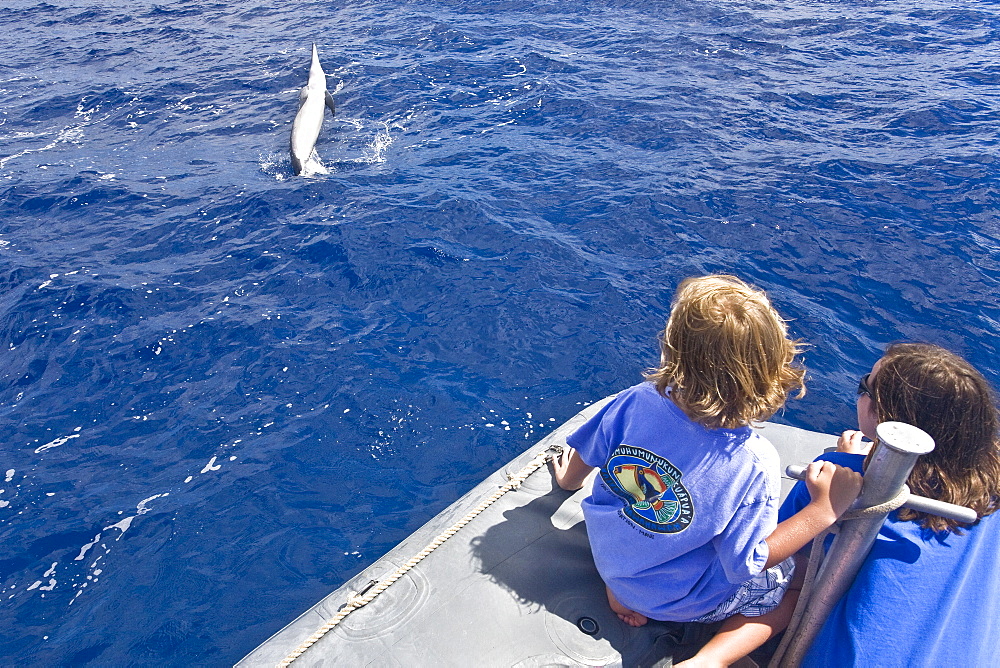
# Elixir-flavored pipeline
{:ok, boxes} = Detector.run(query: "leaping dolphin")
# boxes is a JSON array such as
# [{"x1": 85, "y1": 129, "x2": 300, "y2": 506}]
[{"x1": 290, "y1": 44, "x2": 335, "y2": 176}]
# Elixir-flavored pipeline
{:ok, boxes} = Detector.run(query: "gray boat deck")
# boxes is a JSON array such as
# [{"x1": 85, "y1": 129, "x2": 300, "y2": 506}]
[{"x1": 239, "y1": 397, "x2": 834, "y2": 667}]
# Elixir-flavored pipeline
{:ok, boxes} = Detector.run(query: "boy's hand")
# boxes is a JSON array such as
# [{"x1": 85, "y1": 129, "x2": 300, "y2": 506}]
[
  {"x1": 804, "y1": 460, "x2": 863, "y2": 523},
  {"x1": 765, "y1": 462, "x2": 864, "y2": 568},
  {"x1": 551, "y1": 447, "x2": 593, "y2": 491},
  {"x1": 837, "y1": 429, "x2": 873, "y2": 455}
]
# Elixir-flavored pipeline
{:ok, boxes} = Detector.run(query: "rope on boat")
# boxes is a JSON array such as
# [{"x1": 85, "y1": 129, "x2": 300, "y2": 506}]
[
  {"x1": 276, "y1": 447, "x2": 560, "y2": 667},
  {"x1": 769, "y1": 484, "x2": 911, "y2": 667}
]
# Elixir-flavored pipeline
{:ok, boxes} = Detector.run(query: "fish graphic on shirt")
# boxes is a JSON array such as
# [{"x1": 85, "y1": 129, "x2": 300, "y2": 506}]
[
  {"x1": 612, "y1": 463, "x2": 679, "y2": 523},
  {"x1": 601, "y1": 444, "x2": 694, "y2": 533}
]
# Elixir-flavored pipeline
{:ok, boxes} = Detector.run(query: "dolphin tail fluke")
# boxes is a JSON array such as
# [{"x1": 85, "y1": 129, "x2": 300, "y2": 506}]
[{"x1": 325, "y1": 91, "x2": 336, "y2": 115}]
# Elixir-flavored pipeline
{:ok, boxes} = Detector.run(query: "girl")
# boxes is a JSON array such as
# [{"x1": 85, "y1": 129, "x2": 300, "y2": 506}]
[{"x1": 776, "y1": 343, "x2": 1000, "y2": 666}]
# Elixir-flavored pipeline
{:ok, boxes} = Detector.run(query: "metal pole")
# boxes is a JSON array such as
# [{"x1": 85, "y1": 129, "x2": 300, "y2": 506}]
[
  {"x1": 783, "y1": 467, "x2": 976, "y2": 525},
  {"x1": 777, "y1": 421, "x2": 935, "y2": 667}
]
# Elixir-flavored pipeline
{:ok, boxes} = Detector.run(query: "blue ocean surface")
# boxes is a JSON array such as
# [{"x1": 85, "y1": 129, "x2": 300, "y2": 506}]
[{"x1": 1, "y1": 0, "x2": 998, "y2": 663}]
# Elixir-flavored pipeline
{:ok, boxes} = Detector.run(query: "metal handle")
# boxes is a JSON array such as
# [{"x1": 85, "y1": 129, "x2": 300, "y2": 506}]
[{"x1": 785, "y1": 464, "x2": 978, "y2": 524}]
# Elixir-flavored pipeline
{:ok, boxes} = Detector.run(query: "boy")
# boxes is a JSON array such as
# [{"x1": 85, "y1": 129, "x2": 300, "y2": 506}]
[{"x1": 553, "y1": 275, "x2": 861, "y2": 661}]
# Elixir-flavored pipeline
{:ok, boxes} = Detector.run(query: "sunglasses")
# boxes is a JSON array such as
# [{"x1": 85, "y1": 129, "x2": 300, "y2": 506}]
[{"x1": 857, "y1": 373, "x2": 872, "y2": 397}]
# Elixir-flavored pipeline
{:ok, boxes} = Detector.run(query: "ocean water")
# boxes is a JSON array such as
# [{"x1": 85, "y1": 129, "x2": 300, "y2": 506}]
[{"x1": 1, "y1": 0, "x2": 997, "y2": 664}]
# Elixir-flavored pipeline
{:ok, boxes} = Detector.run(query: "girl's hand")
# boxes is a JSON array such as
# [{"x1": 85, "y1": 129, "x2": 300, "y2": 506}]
[{"x1": 837, "y1": 429, "x2": 873, "y2": 455}]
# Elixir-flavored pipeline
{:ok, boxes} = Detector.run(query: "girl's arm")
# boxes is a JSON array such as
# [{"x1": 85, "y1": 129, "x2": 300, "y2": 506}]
[
  {"x1": 764, "y1": 460, "x2": 862, "y2": 568},
  {"x1": 837, "y1": 429, "x2": 874, "y2": 455},
  {"x1": 551, "y1": 447, "x2": 594, "y2": 491}
]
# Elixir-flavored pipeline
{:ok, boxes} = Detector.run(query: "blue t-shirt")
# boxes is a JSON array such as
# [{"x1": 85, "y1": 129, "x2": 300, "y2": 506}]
[
  {"x1": 780, "y1": 452, "x2": 1000, "y2": 667},
  {"x1": 568, "y1": 382, "x2": 780, "y2": 622}
]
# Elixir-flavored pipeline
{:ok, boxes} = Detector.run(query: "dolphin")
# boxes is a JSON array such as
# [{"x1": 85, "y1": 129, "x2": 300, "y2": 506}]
[{"x1": 290, "y1": 44, "x2": 336, "y2": 176}]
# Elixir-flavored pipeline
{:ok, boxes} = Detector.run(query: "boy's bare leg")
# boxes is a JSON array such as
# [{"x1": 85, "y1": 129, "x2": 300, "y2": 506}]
[
  {"x1": 675, "y1": 559, "x2": 805, "y2": 668},
  {"x1": 673, "y1": 593, "x2": 798, "y2": 667},
  {"x1": 606, "y1": 585, "x2": 648, "y2": 627}
]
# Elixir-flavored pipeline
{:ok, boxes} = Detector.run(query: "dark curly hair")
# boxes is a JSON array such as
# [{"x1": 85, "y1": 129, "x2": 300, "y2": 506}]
[{"x1": 869, "y1": 343, "x2": 1000, "y2": 533}]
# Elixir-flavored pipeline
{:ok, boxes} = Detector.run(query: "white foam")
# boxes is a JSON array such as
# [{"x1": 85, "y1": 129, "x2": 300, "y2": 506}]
[
  {"x1": 106, "y1": 516, "x2": 133, "y2": 537},
  {"x1": 200, "y1": 456, "x2": 221, "y2": 473},
  {"x1": 75, "y1": 534, "x2": 101, "y2": 561},
  {"x1": 34, "y1": 433, "x2": 80, "y2": 454},
  {"x1": 136, "y1": 493, "x2": 168, "y2": 515}
]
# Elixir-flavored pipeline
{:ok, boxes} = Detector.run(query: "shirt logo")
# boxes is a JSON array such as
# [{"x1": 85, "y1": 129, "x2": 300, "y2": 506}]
[{"x1": 601, "y1": 445, "x2": 694, "y2": 534}]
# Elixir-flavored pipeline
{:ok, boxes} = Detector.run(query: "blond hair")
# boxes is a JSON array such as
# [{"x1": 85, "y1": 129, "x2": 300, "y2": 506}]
[{"x1": 645, "y1": 275, "x2": 805, "y2": 429}]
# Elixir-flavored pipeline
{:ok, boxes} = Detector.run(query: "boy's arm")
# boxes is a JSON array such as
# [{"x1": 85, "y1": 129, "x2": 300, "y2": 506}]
[
  {"x1": 764, "y1": 460, "x2": 862, "y2": 569},
  {"x1": 551, "y1": 447, "x2": 594, "y2": 491}
]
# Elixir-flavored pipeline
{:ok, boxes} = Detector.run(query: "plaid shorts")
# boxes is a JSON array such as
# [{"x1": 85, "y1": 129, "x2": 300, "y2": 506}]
[{"x1": 691, "y1": 557, "x2": 796, "y2": 623}]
